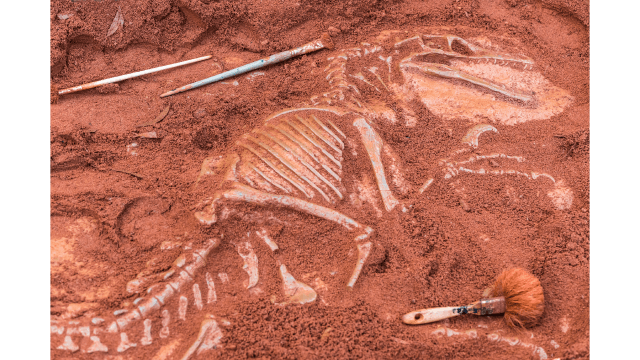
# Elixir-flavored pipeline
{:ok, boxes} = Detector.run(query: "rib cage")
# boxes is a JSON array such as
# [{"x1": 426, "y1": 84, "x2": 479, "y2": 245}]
[{"x1": 234, "y1": 111, "x2": 347, "y2": 205}]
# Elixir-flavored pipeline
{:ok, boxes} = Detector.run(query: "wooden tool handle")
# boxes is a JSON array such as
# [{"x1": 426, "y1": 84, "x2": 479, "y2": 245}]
[
  {"x1": 402, "y1": 306, "x2": 462, "y2": 325},
  {"x1": 401, "y1": 297, "x2": 506, "y2": 325}
]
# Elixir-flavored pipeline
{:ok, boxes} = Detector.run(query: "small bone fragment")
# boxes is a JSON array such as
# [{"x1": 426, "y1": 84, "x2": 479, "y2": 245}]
[
  {"x1": 159, "y1": 310, "x2": 170, "y2": 338},
  {"x1": 117, "y1": 332, "x2": 137, "y2": 352},
  {"x1": 256, "y1": 229, "x2": 279, "y2": 251},
  {"x1": 141, "y1": 319, "x2": 153, "y2": 346},
  {"x1": 218, "y1": 273, "x2": 229, "y2": 283},
  {"x1": 137, "y1": 131, "x2": 159, "y2": 139},
  {"x1": 179, "y1": 296, "x2": 188, "y2": 321},
  {"x1": 547, "y1": 181, "x2": 573, "y2": 210},
  {"x1": 106, "y1": 7, "x2": 124, "y2": 37},
  {"x1": 66, "y1": 327, "x2": 81, "y2": 336},
  {"x1": 279, "y1": 264, "x2": 317, "y2": 305},
  {"x1": 107, "y1": 322, "x2": 118, "y2": 333},
  {"x1": 118, "y1": 319, "x2": 136, "y2": 333},
  {"x1": 236, "y1": 241, "x2": 259, "y2": 288},
  {"x1": 205, "y1": 272, "x2": 217, "y2": 303},
  {"x1": 193, "y1": 284, "x2": 203, "y2": 310},
  {"x1": 418, "y1": 178, "x2": 434, "y2": 194},
  {"x1": 57, "y1": 335, "x2": 79, "y2": 352},
  {"x1": 86, "y1": 336, "x2": 109, "y2": 353},
  {"x1": 51, "y1": 325, "x2": 64, "y2": 335}
]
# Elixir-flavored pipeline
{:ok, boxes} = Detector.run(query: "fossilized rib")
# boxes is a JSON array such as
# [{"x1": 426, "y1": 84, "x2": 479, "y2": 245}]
[{"x1": 237, "y1": 114, "x2": 346, "y2": 204}]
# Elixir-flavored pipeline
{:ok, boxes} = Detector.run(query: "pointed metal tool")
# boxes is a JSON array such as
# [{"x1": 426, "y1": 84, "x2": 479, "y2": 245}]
[{"x1": 160, "y1": 33, "x2": 334, "y2": 98}]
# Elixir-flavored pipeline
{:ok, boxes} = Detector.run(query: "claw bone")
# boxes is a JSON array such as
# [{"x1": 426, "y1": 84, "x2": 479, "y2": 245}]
[{"x1": 278, "y1": 264, "x2": 317, "y2": 305}]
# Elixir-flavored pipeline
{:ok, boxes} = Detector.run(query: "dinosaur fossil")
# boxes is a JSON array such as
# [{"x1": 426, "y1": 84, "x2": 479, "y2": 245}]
[{"x1": 51, "y1": 29, "x2": 573, "y2": 359}]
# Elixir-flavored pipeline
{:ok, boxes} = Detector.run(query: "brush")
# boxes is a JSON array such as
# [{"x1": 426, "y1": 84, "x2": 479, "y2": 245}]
[
  {"x1": 402, "y1": 268, "x2": 544, "y2": 328},
  {"x1": 159, "y1": 33, "x2": 334, "y2": 98},
  {"x1": 57, "y1": 55, "x2": 213, "y2": 95}
]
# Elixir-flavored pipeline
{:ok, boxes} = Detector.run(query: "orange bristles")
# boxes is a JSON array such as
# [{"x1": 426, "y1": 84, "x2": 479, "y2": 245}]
[{"x1": 489, "y1": 268, "x2": 544, "y2": 328}]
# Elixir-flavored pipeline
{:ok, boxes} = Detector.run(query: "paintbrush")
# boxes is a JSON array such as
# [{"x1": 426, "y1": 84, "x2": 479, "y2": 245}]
[
  {"x1": 159, "y1": 33, "x2": 334, "y2": 97},
  {"x1": 57, "y1": 55, "x2": 213, "y2": 95},
  {"x1": 402, "y1": 268, "x2": 544, "y2": 328}
]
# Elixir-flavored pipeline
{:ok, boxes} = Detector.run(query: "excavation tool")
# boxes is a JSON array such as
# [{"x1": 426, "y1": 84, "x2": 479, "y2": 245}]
[
  {"x1": 403, "y1": 268, "x2": 544, "y2": 328},
  {"x1": 159, "y1": 33, "x2": 334, "y2": 98},
  {"x1": 58, "y1": 55, "x2": 213, "y2": 95}
]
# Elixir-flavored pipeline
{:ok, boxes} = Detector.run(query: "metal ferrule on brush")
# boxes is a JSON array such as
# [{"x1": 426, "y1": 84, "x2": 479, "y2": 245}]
[{"x1": 463, "y1": 296, "x2": 506, "y2": 316}]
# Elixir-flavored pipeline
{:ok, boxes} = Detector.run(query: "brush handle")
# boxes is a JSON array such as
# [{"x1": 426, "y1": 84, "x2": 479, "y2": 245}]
[
  {"x1": 401, "y1": 297, "x2": 506, "y2": 325},
  {"x1": 402, "y1": 306, "x2": 462, "y2": 325}
]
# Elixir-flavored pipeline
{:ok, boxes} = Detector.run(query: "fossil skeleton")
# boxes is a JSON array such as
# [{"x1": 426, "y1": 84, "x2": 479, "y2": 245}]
[{"x1": 51, "y1": 30, "x2": 573, "y2": 358}]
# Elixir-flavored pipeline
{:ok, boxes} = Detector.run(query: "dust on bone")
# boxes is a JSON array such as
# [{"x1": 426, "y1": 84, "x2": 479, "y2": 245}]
[
  {"x1": 431, "y1": 326, "x2": 549, "y2": 360},
  {"x1": 235, "y1": 111, "x2": 346, "y2": 205},
  {"x1": 53, "y1": 240, "x2": 225, "y2": 356},
  {"x1": 54, "y1": 269, "x2": 224, "y2": 356}
]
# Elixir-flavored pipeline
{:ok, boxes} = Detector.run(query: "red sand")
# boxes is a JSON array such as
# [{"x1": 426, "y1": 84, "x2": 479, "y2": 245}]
[{"x1": 51, "y1": 0, "x2": 589, "y2": 359}]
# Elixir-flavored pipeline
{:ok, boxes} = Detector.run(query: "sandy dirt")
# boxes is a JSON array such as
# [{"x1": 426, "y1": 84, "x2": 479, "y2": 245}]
[{"x1": 50, "y1": 0, "x2": 589, "y2": 359}]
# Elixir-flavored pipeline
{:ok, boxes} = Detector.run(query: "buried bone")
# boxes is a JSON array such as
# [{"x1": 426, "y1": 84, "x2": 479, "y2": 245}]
[
  {"x1": 179, "y1": 317, "x2": 224, "y2": 360},
  {"x1": 52, "y1": 30, "x2": 575, "y2": 357},
  {"x1": 278, "y1": 264, "x2": 318, "y2": 305},
  {"x1": 236, "y1": 241, "x2": 259, "y2": 288}
]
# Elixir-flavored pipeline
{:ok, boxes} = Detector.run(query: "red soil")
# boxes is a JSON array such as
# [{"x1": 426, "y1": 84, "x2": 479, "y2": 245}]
[{"x1": 51, "y1": 0, "x2": 589, "y2": 359}]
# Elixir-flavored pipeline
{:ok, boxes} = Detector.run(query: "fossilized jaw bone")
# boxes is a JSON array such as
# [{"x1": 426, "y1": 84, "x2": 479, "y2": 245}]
[
  {"x1": 366, "y1": 31, "x2": 572, "y2": 126},
  {"x1": 394, "y1": 35, "x2": 573, "y2": 126},
  {"x1": 395, "y1": 34, "x2": 536, "y2": 102}
]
